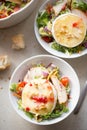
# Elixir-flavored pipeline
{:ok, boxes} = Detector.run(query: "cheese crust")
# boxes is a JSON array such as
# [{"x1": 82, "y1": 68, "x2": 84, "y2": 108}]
[
  {"x1": 22, "y1": 79, "x2": 57, "y2": 115},
  {"x1": 52, "y1": 13, "x2": 86, "y2": 48}
]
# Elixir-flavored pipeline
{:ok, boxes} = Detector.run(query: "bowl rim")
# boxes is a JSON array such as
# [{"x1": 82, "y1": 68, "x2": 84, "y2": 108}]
[
  {"x1": 0, "y1": 0, "x2": 34, "y2": 21},
  {"x1": 34, "y1": 0, "x2": 87, "y2": 59},
  {"x1": 9, "y1": 54, "x2": 80, "y2": 125}
]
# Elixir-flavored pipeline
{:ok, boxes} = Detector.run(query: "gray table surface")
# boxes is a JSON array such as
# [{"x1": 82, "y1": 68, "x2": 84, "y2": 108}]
[{"x1": 0, "y1": 0, "x2": 87, "y2": 130}]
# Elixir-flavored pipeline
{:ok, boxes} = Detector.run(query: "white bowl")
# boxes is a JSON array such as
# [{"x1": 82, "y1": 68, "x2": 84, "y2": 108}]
[
  {"x1": 0, "y1": 0, "x2": 38, "y2": 28},
  {"x1": 9, "y1": 55, "x2": 80, "y2": 125},
  {"x1": 34, "y1": 0, "x2": 87, "y2": 58}
]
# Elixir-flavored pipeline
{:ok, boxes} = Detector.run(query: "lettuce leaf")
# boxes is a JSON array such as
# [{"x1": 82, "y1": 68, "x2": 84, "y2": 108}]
[
  {"x1": 10, "y1": 83, "x2": 17, "y2": 92},
  {"x1": 37, "y1": 11, "x2": 50, "y2": 28},
  {"x1": 72, "y1": 0, "x2": 87, "y2": 11}
]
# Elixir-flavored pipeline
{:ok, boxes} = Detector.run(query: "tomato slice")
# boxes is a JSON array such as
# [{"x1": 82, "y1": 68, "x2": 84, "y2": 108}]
[
  {"x1": 13, "y1": 6, "x2": 20, "y2": 12},
  {"x1": 18, "y1": 81, "x2": 27, "y2": 88},
  {"x1": 42, "y1": 36, "x2": 53, "y2": 43},
  {"x1": 32, "y1": 96, "x2": 47, "y2": 103},
  {"x1": 16, "y1": 81, "x2": 27, "y2": 96},
  {"x1": 60, "y1": 77, "x2": 69, "y2": 87},
  {"x1": 0, "y1": 14, "x2": 7, "y2": 19},
  {"x1": 46, "y1": 4, "x2": 52, "y2": 14}
]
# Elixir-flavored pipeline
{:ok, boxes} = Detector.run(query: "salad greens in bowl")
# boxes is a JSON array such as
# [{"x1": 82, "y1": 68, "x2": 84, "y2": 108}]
[
  {"x1": 9, "y1": 55, "x2": 80, "y2": 125},
  {"x1": 35, "y1": 0, "x2": 87, "y2": 58},
  {"x1": 0, "y1": 0, "x2": 38, "y2": 28}
]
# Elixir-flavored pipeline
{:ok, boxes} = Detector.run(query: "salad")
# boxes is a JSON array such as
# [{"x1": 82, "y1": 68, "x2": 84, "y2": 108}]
[
  {"x1": 36, "y1": 0, "x2": 87, "y2": 55},
  {"x1": 10, "y1": 63, "x2": 71, "y2": 122},
  {"x1": 0, "y1": 0, "x2": 31, "y2": 19}
]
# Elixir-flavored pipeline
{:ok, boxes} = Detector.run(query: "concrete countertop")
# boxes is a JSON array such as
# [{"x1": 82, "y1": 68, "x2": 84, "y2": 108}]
[{"x1": 0, "y1": 0, "x2": 87, "y2": 130}]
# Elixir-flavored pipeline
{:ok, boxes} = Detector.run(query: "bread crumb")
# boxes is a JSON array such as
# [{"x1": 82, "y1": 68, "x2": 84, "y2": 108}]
[
  {"x1": 12, "y1": 34, "x2": 25, "y2": 50},
  {"x1": 0, "y1": 55, "x2": 10, "y2": 71}
]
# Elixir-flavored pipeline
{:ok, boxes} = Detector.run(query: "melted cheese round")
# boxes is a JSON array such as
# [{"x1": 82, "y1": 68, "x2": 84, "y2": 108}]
[
  {"x1": 22, "y1": 79, "x2": 57, "y2": 115},
  {"x1": 52, "y1": 13, "x2": 86, "y2": 48}
]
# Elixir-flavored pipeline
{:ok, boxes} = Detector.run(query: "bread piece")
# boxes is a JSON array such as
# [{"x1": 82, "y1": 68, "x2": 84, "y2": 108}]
[
  {"x1": 12, "y1": 34, "x2": 25, "y2": 50},
  {"x1": 0, "y1": 55, "x2": 10, "y2": 70}
]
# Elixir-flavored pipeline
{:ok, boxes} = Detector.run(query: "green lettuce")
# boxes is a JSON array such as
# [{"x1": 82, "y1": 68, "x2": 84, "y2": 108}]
[
  {"x1": 72, "y1": 0, "x2": 87, "y2": 11},
  {"x1": 37, "y1": 11, "x2": 50, "y2": 28}
]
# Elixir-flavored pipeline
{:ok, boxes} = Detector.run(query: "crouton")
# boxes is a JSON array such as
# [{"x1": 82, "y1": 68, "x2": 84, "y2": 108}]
[
  {"x1": 12, "y1": 34, "x2": 25, "y2": 50},
  {"x1": 0, "y1": 55, "x2": 10, "y2": 70}
]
